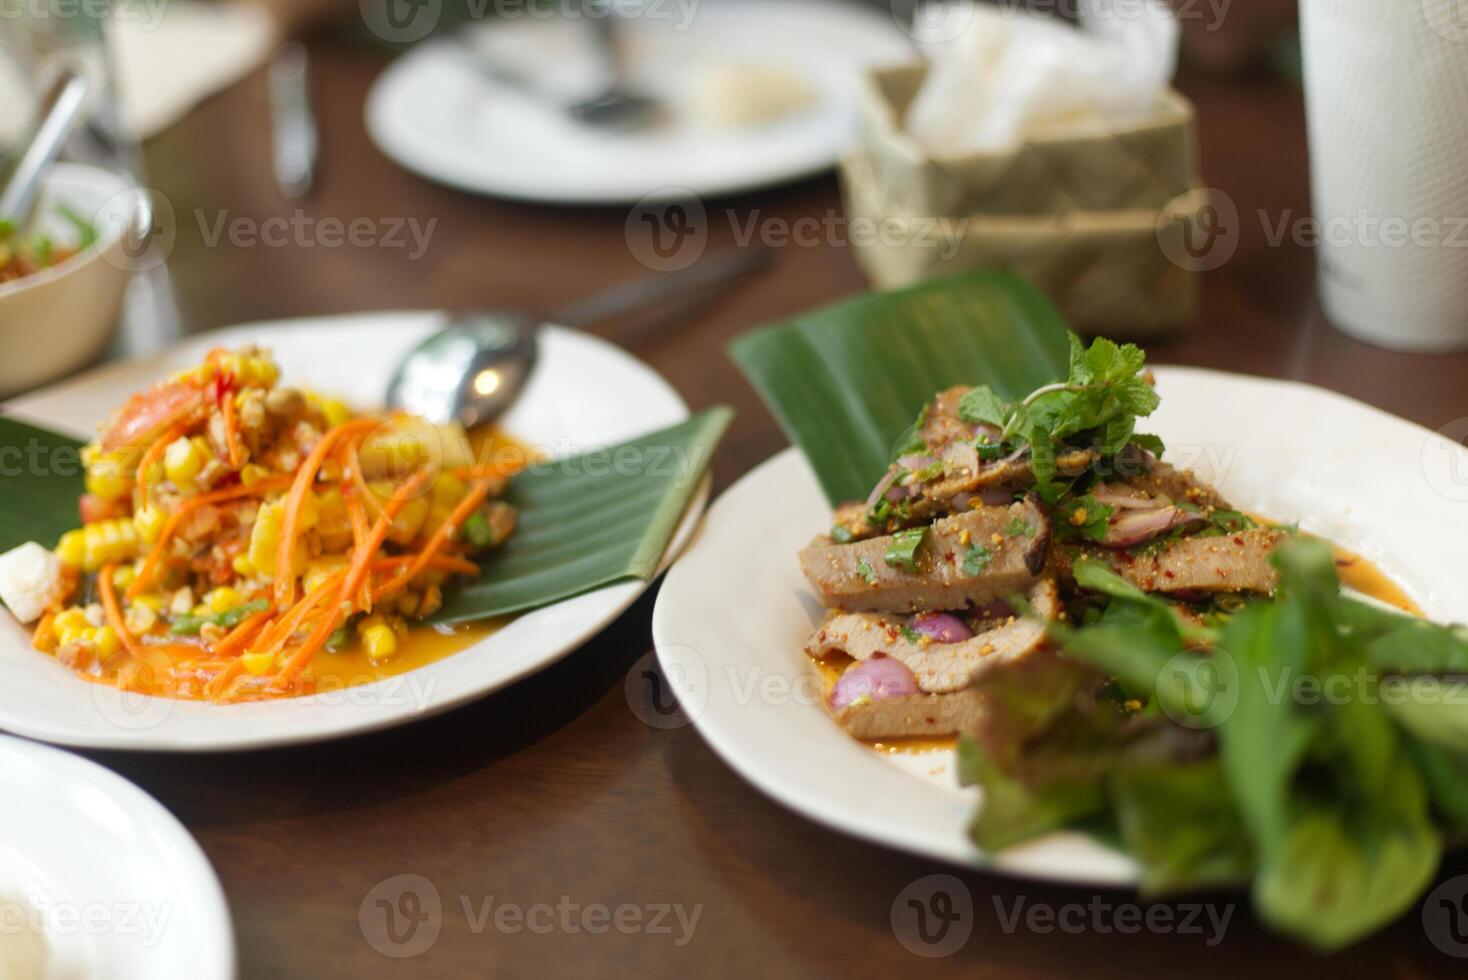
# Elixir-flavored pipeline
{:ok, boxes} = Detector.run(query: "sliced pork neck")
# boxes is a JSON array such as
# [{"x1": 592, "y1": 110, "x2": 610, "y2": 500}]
[{"x1": 800, "y1": 498, "x2": 1051, "y2": 614}]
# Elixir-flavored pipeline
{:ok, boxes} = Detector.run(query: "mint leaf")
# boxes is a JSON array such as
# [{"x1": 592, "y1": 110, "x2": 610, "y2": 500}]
[
  {"x1": 884, "y1": 528, "x2": 926, "y2": 572},
  {"x1": 1057, "y1": 494, "x2": 1113, "y2": 543},
  {"x1": 957, "y1": 385, "x2": 1009, "y2": 427},
  {"x1": 962, "y1": 544, "x2": 993, "y2": 575}
]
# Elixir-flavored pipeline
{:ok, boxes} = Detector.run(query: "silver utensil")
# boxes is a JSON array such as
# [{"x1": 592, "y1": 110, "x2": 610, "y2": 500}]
[
  {"x1": 566, "y1": 4, "x2": 660, "y2": 131},
  {"x1": 387, "y1": 247, "x2": 771, "y2": 428},
  {"x1": 455, "y1": 4, "x2": 660, "y2": 132},
  {"x1": 0, "y1": 69, "x2": 89, "y2": 225},
  {"x1": 268, "y1": 43, "x2": 316, "y2": 199}
]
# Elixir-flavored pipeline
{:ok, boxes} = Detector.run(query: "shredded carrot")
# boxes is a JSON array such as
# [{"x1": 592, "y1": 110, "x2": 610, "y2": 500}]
[
  {"x1": 211, "y1": 608, "x2": 272, "y2": 658},
  {"x1": 253, "y1": 569, "x2": 348, "y2": 657},
  {"x1": 222, "y1": 393, "x2": 243, "y2": 468},
  {"x1": 135, "y1": 423, "x2": 190, "y2": 510},
  {"x1": 204, "y1": 661, "x2": 244, "y2": 699},
  {"x1": 341, "y1": 441, "x2": 374, "y2": 612},
  {"x1": 128, "y1": 475, "x2": 294, "y2": 598},
  {"x1": 98, "y1": 564, "x2": 136, "y2": 652},
  {"x1": 271, "y1": 469, "x2": 433, "y2": 687},
  {"x1": 373, "y1": 479, "x2": 495, "y2": 600},
  {"x1": 273, "y1": 418, "x2": 380, "y2": 610}
]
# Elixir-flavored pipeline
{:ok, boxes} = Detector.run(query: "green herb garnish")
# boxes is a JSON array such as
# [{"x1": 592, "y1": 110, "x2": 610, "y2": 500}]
[
  {"x1": 1056, "y1": 494, "x2": 1114, "y2": 543},
  {"x1": 961, "y1": 544, "x2": 993, "y2": 575},
  {"x1": 884, "y1": 528, "x2": 927, "y2": 573},
  {"x1": 830, "y1": 525, "x2": 854, "y2": 544},
  {"x1": 169, "y1": 598, "x2": 270, "y2": 636},
  {"x1": 899, "y1": 625, "x2": 923, "y2": 644},
  {"x1": 1004, "y1": 518, "x2": 1033, "y2": 538},
  {"x1": 462, "y1": 511, "x2": 494, "y2": 548},
  {"x1": 856, "y1": 557, "x2": 878, "y2": 585},
  {"x1": 957, "y1": 334, "x2": 1164, "y2": 500}
]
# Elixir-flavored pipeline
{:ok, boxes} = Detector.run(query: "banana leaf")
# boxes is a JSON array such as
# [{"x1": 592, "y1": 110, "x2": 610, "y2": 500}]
[
  {"x1": 0, "y1": 409, "x2": 731, "y2": 623},
  {"x1": 0, "y1": 416, "x2": 85, "y2": 554},
  {"x1": 431, "y1": 407, "x2": 731, "y2": 623},
  {"x1": 729, "y1": 270, "x2": 1070, "y2": 505}
]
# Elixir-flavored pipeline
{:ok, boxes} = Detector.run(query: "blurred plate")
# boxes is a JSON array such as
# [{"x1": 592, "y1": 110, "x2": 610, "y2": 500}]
[
  {"x1": 0, "y1": 734, "x2": 233, "y2": 977},
  {"x1": 365, "y1": 0, "x2": 912, "y2": 204},
  {"x1": 0, "y1": 312, "x2": 705, "y2": 751},
  {"x1": 652, "y1": 367, "x2": 1450, "y2": 882}
]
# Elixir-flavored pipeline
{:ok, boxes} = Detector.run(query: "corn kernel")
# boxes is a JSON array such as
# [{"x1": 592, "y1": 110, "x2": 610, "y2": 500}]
[
  {"x1": 133, "y1": 594, "x2": 163, "y2": 612},
  {"x1": 232, "y1": 555, "x2": 255, "y2": 577},
  {"x1": 94, "y1": 626, "x2": 122, "y2": 658},
  {"x1": 133, "y1": 505, "x2": 165, "y2": 545},
  {"x1": 240, "y1": 464, "x2": 272, "y2": 488},
  {"x1": 164, "y1": 436, "x2": 205, "y2": 488},
  {"x1": 56, "y1": 530, "x2": 86, "y2": 568},
  {"x1": 53, "y1": 608, "x2": 88, "y2": 641},
  {"x1": 320, "y1": 397, "x2": 351, "y2": 428},
  {"x1": 362, "y1": 624, "x2": 398, "y2": 662},
  {"x1": 110, "y1": 565, "x2": 136, "y2": 590},
  {"x1": 84, "y1": 448, "x2": 134, "y2": 502},
  {"x1": 205, "y1": 587, "x2": 242, "y2": 614},
  {"x1": 80, "y1": 519, "x2": 141, "y2": 572},
  {"x1": 124, "y1": 604, "x2": 157, "y2": 636},
  {"x1": 248, "y1": 501, "x2": 283, "y2": 578},
  {"x1": 397, "y1": 592, "x2": 420, "y2": 617},
  {"x1": 240, "y1": 650, "x2": 275, "y2": 675}
]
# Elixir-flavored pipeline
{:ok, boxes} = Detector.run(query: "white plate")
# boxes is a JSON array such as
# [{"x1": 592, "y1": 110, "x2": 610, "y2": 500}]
[
  {"x1": 652, "y1": 367, "x2": 1467, "y2": 884},
  {"x1": 365, "y1": 0, "x2": 912, "y2": 204},
  {"x1": 0, "y1": 312, "x2": 705, "y2": 751},
  {"x1": 0, "y1": 734, "x2": 233, "y2": 978}
]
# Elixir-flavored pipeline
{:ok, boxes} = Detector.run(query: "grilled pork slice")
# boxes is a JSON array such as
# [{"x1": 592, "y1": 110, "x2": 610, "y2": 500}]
[
  {"x1": 832, "y1": 689, "x2": 985, "y2": 740},
  {"x1": 1061, "y1": 528, "x2": 1285, "y2": 595},
  {"x1": 800, "y1": 498, "x2": 1051, "y2": 614},
  {"x1": 805, "y1": 579, "x2": 1061, "y2": 692}
]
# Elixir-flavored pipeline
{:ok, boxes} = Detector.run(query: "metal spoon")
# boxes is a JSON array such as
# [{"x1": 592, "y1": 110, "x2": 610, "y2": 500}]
[
  {"x1": 386, "y1": 247, "x2": 771, "y2": 428},
  {"x1": 0, "y1": 69, "x2": 90, "y2": 225},
  {"x1": 565, "y1": 4, "x2": 660, "y2": 131}
]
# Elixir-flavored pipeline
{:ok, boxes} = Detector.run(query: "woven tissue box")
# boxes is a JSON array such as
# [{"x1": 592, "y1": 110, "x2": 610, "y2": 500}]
[{"x1": 843, "y1": 64, "x2": 1208, "y2": 338}]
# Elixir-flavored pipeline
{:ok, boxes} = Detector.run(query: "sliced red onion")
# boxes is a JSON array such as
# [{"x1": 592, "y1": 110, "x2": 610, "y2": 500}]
[
  {"x1": 897, "y1": 453, "x2": 937, "y2": 473},
  {"x1": 910, "y1": 611, "x2": 974, "y2": 643},
  {"x1": 829, "y1": 655, "x2": 919, "y2": 711},
  {"x1": 971, "y1": 599, "x2": 1014, "y2": 621},
  {"x1": 864, "y1": 468, "x2": 899, "y2": 511},
  {"x1": 1091, "y1": 484, "x2": 1157, "y2": 510},
  {"x1": 1101, "y1": 507, "x2": 1204, "y2": 549}
]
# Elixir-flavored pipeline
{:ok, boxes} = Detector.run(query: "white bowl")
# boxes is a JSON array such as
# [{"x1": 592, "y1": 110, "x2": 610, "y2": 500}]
[{"x1": 0, "y1": 163, "x2": 150, "y2": 397}]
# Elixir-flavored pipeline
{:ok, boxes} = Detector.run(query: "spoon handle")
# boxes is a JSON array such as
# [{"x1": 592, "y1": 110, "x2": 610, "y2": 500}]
[
  {"x1": 0, "y1": 70, "x2": 90, "y2": 226},
  {"x1": 552, "y1": 246, "x2": 773, "y2": 330}
]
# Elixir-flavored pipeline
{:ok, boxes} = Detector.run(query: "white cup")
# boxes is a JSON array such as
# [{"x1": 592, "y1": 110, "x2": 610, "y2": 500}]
[{"x1": 1300, "y1": 0, "x2": 1468, "y2": 351}]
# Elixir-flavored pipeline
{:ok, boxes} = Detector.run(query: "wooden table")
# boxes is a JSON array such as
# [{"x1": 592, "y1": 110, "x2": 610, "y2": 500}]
[{"x1": 83, "y1": 35, "x2": 1468, "y2": 979}]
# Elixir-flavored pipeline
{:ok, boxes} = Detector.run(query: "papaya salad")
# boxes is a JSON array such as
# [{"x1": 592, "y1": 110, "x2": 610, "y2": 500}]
[{"x1": 7, "y1": 347, "x2": 519, "y2": 702}]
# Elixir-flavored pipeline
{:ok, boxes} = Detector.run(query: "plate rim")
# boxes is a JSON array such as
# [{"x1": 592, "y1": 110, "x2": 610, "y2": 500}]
[
  {"x1": 0, "y1": 311, "x2": 707, "y2": 752},
  {"x1": 651, "y1": 365, "x2": 1467, "y2": 885},
  {"x1": 362, "y1": 0, "x2": 912, "y2": 205},
  {"x1": 0, "y1": 733, "x2": 236, "y2": 977}
]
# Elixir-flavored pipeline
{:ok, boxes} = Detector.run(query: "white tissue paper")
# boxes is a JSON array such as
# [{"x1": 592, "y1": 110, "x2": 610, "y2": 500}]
[{"x1": 905, "y1": 0, "x2": 1179, "y2": 154}]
